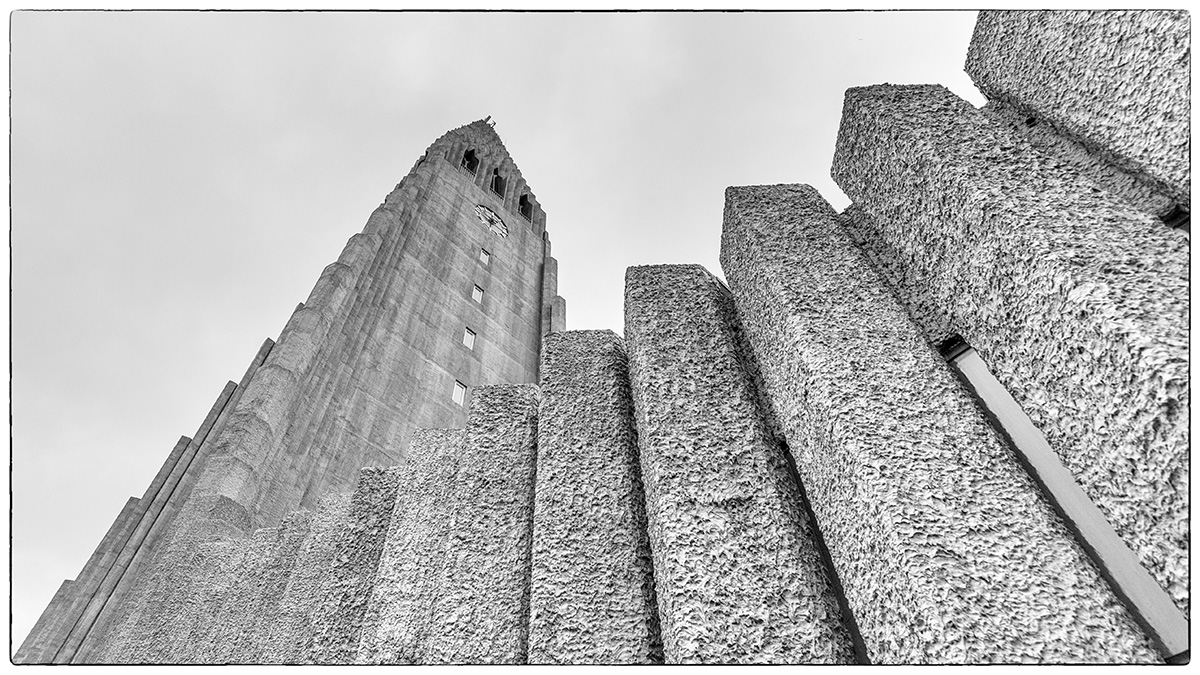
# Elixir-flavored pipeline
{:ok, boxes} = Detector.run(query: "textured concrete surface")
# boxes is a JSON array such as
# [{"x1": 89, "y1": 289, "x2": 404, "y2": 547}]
[
  {"x1": 980, "y1": 100, "x2": 1176, "y2": 218},
  {"x1": 308, "y1": 467, "x2": 405, "y2": 664},
  {"x1": 528, "y1": 331, "x2": 661, "y2": 664},
  {"x1": 426, "y1": 385, "x2": 539, "y2": 664},
  {"x1": 188, "y1": 527, "x2": 280, "y2": 663},
  {"x1": 966, "y1": 10, "x2": 1190, "y2": 209},
  {"x1": 624, "y1": 264, "x2": 854, "y2": 664},
  {"x1": 832, "y1": 84, "x2": 1189, "y2": 617},
  {"x1": 230, "y1": 510, "x2": 314, "y2": 662},
  {"x1": 356, "y1": 429, "x2": 465, "y2": 664},
  {"x1": 721, "y1": 183, "x2": 1160, "y2": 663},
  {"x1": 260, "y1": 492, "x2": 351, "y2": 664}
]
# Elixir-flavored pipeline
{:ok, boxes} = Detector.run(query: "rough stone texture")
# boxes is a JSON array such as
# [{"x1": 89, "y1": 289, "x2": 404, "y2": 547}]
[
  {"x1": 355, "y1": 429, "x2": 465, "y2": 664},
  {"x1": 966, "y1": 10, "x2": 1190, "y2": 209},
  {"x1": 528, "y1": 330, "x2": 661, "y2": 664},
  {"x1": 260, "y1": 492, "x2": 351, "y2": 664},
  {"x1": 623, "y1": 264, "x2": 855, "y2": 664},
  {"x1": 980, "y1": 99, "x2": 1176, "y2": 218},
  {"x1": 425, "y1": 385, "x2": 539, "y2": 664},
  {"x1": 187, "y1": 527, "x2": 281, "y2": 663},
  {"x1": 308, "y1": 466, "x2": 405, "y2": 664},
  {"x1": 103, "y1": 534, "x2": 246, "y2": 663},
  {"x1": 832, "y1": 84, "x2": 1189, "y2": 617},
  {"x1": 720, "y1": 183, "x2": 1160, "y2": 664},
  {"x1": 838, "y1": 203, "x2": 955, "y2": 348},
  {"x1": 230, "y1": 510, "x2": 314, "y2": 662}
]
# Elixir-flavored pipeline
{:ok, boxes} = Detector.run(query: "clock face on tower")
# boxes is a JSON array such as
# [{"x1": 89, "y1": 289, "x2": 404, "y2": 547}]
[{"x1": 474, "y1": 204, "x2": 509, "y2": 238}]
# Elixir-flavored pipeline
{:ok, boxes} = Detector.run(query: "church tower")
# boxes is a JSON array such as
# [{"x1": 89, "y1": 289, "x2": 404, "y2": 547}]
[{"x1": 16, "y1": 119, "x2": 566, "y2": 663}]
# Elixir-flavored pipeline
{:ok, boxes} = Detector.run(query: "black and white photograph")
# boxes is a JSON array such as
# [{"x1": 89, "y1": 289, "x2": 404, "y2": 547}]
[{"x1": 9, "y1": 8, "x2": 1190, "y2": 665}]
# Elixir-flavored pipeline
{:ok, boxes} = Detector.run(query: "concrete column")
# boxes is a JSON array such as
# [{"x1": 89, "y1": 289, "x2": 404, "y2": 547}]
[
  {"x1": 831, "y1": 84, "x2": 1189, "y2": 616},
  {"x1": 356, "y1": 429, "x2": 465, "y2": 664},
  {"x1": 188, "y1": 527, "x2": 280, "y2": 663},
  {"x1": 966, "y1": 10, "x2": 1190, "y2": 208},
  {"x1": 540, "y1": 253, "x2": 558, "y2": 336},
  {"x1": 528, "y1": 331, "x2": 661, "y2": 664},
  {"x1": 260, "y1": 492, "x2": 350, "y2": 664},
  {"x1": 623, "y1": 264, "x2": 855, "y2": 664},
  {"x1": 549, "y1": 296, "x2": 567, "y2": 333},
  {"x1": 232, "y1": 510, "x2": 314, "y2": 662},
  {"x1": 309, "y1": 466, "x2": 405, "y2": 664},
  {"x1": 425, "y1": 385, "x2": 539, "y2": 664},
  {"x1": 720, "y1": 183, "x2": 1160, "y2": 663}
]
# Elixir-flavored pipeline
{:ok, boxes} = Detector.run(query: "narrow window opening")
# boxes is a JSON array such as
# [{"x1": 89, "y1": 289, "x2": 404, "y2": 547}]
[
  {"x1": 518, "y1": 194, "x2": 533, "y2": 221},
  {"x1": 452, "y1": 380, "x2": 467, "y2": 406},
  {"x1": 490, "y1": 169, "x2": 506, "y2": 196},
  {"x1": 462, "y1": 327, "x2": 476, "y2": 349},
  {"x1": 472, "y1": 285, "x2": 485, "y2": 304},
  {"x1": 479, "y1": 248, "x2": 491, "y2": 265},
  {"x1": 461, "y1": 149, "x2": 479, "y2": 174}
]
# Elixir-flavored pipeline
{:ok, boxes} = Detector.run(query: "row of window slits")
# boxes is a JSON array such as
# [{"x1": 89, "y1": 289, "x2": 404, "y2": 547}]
[
  {"x1": 460, "y1": 149, "x2": 535, "y2": 221},
  {"x1": 452, "y1": 247, "x2": 493, "y2": 406}
]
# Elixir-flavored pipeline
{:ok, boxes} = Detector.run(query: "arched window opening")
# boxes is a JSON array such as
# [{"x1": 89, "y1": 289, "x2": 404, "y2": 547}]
[
  {"x1": 461, "y1": 149, "x2": 479, "y2": 174},
  {"x1": 490, "y1": 169, "x2": 507, "y2": 196},
  {"x1": 518, "y1": 194, "x2": 533, "y2": 221}
]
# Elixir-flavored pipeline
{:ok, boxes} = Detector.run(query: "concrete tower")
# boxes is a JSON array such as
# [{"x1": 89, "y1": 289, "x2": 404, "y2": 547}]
[{"x1": 16, "y1": 119, "x2": 566, "y2": 663}]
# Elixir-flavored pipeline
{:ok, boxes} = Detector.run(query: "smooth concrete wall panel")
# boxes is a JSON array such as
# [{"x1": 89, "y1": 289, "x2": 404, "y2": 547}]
[
  {"x1": 308, "y1": 467, "x2": 405, "y2": 664},
  {"x1": 14, "y1": 579, "x2": 78, "y2": 664},
  {"x1": 260, "y1": 492, "x2": 351, "y2": 664},
  {"x1": 831, "y1": 84, "x2": 1189, "y2": 616},
  {"x1": 355, "y1": 429, "x2": 464, "y2": 664},
  {"x1": 426, "y1": 385, "x2": 539, "y2": 664},
  {"x1": 528, "y1": 331, "x2": 661, "y2": 664},
  {"x1": 966, "y1": 10, "x2": 1190, "y2": 208},
  {"x1": 62, "y1": 381, "x2": 240, "y2": 663},
  {"x1": 623, "y1": 264, "x2": 855, "y2": 664},
  {"x1": 73, "y1": 342, "x2": 274, "y2": 663},
  {"x1": 14, "y1": 493, "x2": 146, "y2": 663},
  {"x1": 720, "y1": 184, "x2": 1159, "y2": 663}
]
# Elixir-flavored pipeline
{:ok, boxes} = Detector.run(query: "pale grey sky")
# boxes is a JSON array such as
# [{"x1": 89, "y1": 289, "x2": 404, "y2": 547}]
[{"x1": 10, "y1": 10, "x2": 987, "y2": 648}]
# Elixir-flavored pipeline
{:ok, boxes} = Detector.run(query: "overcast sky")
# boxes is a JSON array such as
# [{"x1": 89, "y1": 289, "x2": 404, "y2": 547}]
[{"x1": 9, "y1": 10, "x2": 989, "y2": 648}]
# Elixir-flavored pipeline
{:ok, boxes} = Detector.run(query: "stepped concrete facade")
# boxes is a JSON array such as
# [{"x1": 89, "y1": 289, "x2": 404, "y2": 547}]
[{"x1": 18, "y1": 11, "x2": 1188, "y2": 665}]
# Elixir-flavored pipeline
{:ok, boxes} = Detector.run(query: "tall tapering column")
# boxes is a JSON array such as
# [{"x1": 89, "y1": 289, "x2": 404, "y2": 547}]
[
  {"x1": 425, "y1": 385, "x2": 539, "y2": 664},
  {"x1": 528, "y1": 330, "x2": 661, "y2": 664},
  {"x1": 720, "y1": 183, "x2": 1160, "y2": 663},
  {"x1": 356, "y1": 429, "x2": 465, "y2": 664},
  {"x1": 832, "y1": 84, "x2": 1188, "y2": 616},
  {"x1": 623, "y1": 264, "x2": 854, "y2": 664}
]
